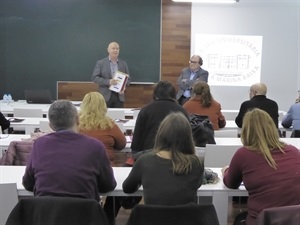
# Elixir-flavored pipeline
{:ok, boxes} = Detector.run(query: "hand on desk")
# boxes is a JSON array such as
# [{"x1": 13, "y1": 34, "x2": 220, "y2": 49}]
[{"x1": 221, "y1": 165, "x2": 229, "y2": 176}]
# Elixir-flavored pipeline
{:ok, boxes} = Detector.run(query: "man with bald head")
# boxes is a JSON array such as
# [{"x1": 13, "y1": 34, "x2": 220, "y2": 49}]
[
  {"x1": 92, "y1": 42, "x2": 130, "y2": 108},
  {"x1": 176, "y1": 55, "x2": 209, "y2": 105},
  {"x1": 235, "y1": 83, "x2": 279, "y2": 128}
]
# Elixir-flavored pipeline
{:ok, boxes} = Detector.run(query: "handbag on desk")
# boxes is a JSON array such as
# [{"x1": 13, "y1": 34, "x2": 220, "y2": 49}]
[{"x1": 190, "y1": 114, "x2": 216, "y2": 147}]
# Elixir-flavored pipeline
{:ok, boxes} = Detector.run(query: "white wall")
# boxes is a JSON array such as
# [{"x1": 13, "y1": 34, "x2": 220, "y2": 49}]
[{"x1": 191, "y1": 0, "x2": 300, "y2": 111}]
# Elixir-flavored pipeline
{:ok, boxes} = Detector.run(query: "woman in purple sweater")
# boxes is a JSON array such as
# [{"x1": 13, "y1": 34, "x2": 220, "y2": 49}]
[{"x1": 222, "y1": 108, "x2": 300, "y2": 225}]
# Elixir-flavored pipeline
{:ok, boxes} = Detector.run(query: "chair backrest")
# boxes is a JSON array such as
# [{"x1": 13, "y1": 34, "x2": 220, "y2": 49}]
[
  {"x1": 39, "y1": 121, "x2": 53, "y2": 132},
  {"x1": 195, "y1": 146, "x2": 205, "y2": 161},
  {"x1": 5, "y1": 196, "x2": 109, "y2": 225},
  {"x1": 107, "y1": 109, "x2": 125, "y2": 120},
  {"x1": 291, "y1": 130, "x2": 300, "y2": 138},
  {"x1": 0, "y1": 183, "x2": 18, "y2": 225},
  {"x1": 255, "y1": 205, "x2": 300, "y2": 225},
  {"x1": 278, "y1": 111, "x2": 285, "y2": 121},
  {"x1": 221, "y1": 111, "x2": 238, "y2": 120},
  {"x1": 204, "y1": 144, "x2": 242, "y2": 167},
  {"x1": 13, "y1": 108, "x2": 43, "y2": 118},
  {"x1": 126, "y1": 203, "x2": 220, "y2": 225},
  {"x1": 214, "y1": 130, "x2": 238, "y2": 138}
]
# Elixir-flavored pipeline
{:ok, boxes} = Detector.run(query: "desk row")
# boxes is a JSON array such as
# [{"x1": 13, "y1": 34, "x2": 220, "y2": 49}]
[
  {"x1": 6, "y1": 117, "x2": 292, "y2": 135},
  {"x1": 0, "y1": 166, "x2": 245, "y2": 225},
  {"x1": 0, "y1": 101, "x2": 137, "y2": 119},
  {"x1": 1, "y1": 134, "x2": 299, "y2": 160}
]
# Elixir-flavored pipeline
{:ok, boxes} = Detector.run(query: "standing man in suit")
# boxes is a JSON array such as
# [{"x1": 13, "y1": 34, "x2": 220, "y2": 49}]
[
  {"x1": 92, "y1": 42, "x2": 131, "y2": 108},
  {"x1": 176, "y1": 55, "x2": 209, "y2": 106}
]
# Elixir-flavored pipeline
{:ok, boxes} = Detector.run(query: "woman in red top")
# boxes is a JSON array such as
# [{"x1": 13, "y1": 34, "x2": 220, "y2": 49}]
[
  {"x1": 183, "y1": 81, "x2": 226, "y2": 130},
  {"x1": 78, "y1": 92, "x2": 127, "y2": 225},
  {"x1": 78, "y1": 91, "x2": 126, "y2": 166}
]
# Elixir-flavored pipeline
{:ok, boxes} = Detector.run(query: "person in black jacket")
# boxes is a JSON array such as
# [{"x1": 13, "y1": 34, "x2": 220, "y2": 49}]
[
  {"x1": 131, "y1": 80, "x2": 189, "y2": 153},
  {"x1": 235, "y1": 83, "x2": 279, "y2": 129},
  {"x1": 0, "y1": 112, "x2": 10, "y2": 133}
]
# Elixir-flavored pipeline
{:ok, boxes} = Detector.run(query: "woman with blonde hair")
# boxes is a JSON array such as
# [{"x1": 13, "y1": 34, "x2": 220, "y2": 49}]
[
  {"x1": 222, "y1": 108, "x2": 300, "y2": 225},
  {"x1": 79, "y1": 91, "x2": 127, "y2": 225},
  {"x1": 78, "y1": 92, "x2": 126, "y2": 165},
  {"x1": 183, "y1": 81, "x2": 226, "y2": 130},
  {"x1": 123, "y1": 112, "x2": 204, "y2": 205}
]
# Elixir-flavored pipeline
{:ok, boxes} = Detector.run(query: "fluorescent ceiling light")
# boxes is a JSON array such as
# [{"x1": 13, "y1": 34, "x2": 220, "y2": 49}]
[{"x1": 173, "y1": 0, "x2": 238, "y2": 3}]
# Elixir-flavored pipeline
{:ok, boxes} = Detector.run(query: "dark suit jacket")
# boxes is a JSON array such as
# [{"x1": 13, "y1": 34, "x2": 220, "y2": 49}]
[
  {"x1": 235, "y1": 95, "x2": 279, "y2": 128},
  {"x1": 176, "y1": 67, "x2": 208, "y2": 100},
  {"x1": 91, "y1": 57, "x2": 130, "y2": 102}
]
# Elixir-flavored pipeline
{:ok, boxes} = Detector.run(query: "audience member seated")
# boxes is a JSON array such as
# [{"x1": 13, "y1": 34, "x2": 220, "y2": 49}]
[
  {"x1": 78, "y1": 92, "x2": 127, "y2": 225},
  {"x1": 123, "y1": 112, "x2": 204, "y2": 205},
  {"x1": 222, "y1": 109, "x2": 300, "y2": 225},
  {"x1": 281, "y1": 92, "x2": 300, "y2": 137},
  {"x1": 183, "y1": 81, "x2": 226, "y2": 130},
  {"x1": 78, "y1": 92, "x2": 126, "y2": 166},
  {"x1": 0, "y1": 111, "x2": 10, "y2": 133},
  {"x1": 22, "y1": 100, "x2": 116, "y2": 203},
  {"x1": 130, "y1": 80, "x2": 189, "y2": 153},
  {"x1": 235, "y1": 83, "x2": 279, "y2": 129}
]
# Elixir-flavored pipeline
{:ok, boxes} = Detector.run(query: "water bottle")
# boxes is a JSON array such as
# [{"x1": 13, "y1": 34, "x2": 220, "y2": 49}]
[
  {"x1": 2, "y1": 94, "x2": 8, "y2": 103},
  {"x1": 7, "y1": 94, "x2": 12, "y2": 103}
]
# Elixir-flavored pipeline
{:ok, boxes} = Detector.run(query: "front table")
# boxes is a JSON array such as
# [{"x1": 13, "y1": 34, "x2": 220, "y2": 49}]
[{"x1": 0, "y1": 166, "x2": 247, "y2": 225}]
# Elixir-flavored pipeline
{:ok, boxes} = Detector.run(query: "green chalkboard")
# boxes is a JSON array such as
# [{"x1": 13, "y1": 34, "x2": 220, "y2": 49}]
[{"x1": 0, "y1": 0, "x2": 161, "y2": 100}]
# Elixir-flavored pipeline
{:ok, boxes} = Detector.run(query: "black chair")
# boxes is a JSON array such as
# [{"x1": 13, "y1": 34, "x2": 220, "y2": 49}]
[
  {"x1": 5, "y1": 196, "x2": 109, "y2": 225},
  {"x1": 255, "y1": 205, "x2": 300, "y2": 225},
  {"x1": 126, "y1": 203, "x2": 220, "y2": 225},
  {"x1": 291, "y1": 130, "x2": 300, "y2": 137}
]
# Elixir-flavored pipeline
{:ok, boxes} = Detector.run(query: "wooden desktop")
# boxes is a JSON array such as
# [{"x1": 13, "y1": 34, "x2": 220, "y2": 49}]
[{"x1": 56, "y1": 81, "x2": 154, "y2": 108}]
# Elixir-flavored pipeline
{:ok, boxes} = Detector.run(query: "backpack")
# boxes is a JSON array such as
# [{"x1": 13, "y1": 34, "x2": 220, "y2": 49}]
[{"x1": 189, "y1": 114, "x2": 216, "y2": 147}]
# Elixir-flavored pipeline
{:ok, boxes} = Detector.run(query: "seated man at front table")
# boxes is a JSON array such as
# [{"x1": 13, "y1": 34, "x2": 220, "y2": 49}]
[
  {"x1": 235, "y1": 83, "x2": 279, "y2": 129},
  {"x1": 22, "y1": 100, "x2": 116, "y2": 203}
]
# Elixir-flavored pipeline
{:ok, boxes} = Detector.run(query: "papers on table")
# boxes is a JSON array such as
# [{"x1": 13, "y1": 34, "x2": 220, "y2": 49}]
[
  {"x1": 109, "y1": 71, "x2": 129, "y2": 93},
  {"x1": 8, "y1": 118, "x2": 24, "y2": 122},
  {"x1": 115, "y1": 119, "x2": 129, "y2": 123}
]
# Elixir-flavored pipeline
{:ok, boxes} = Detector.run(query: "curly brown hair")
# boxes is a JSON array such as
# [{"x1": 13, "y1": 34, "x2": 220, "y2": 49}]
[{"x1": 192, "y1": 81, "x2": 213, "y2": 107}]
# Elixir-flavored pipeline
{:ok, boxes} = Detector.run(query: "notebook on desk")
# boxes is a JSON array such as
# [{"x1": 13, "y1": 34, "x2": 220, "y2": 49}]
[{"x1": 25, "y1": 90, "x2": 53, "y2": 104}]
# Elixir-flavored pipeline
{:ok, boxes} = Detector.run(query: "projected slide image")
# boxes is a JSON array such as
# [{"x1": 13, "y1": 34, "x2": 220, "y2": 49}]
[{"x1": 195, "y1": 34, "x2": 263, "y2": 86}]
